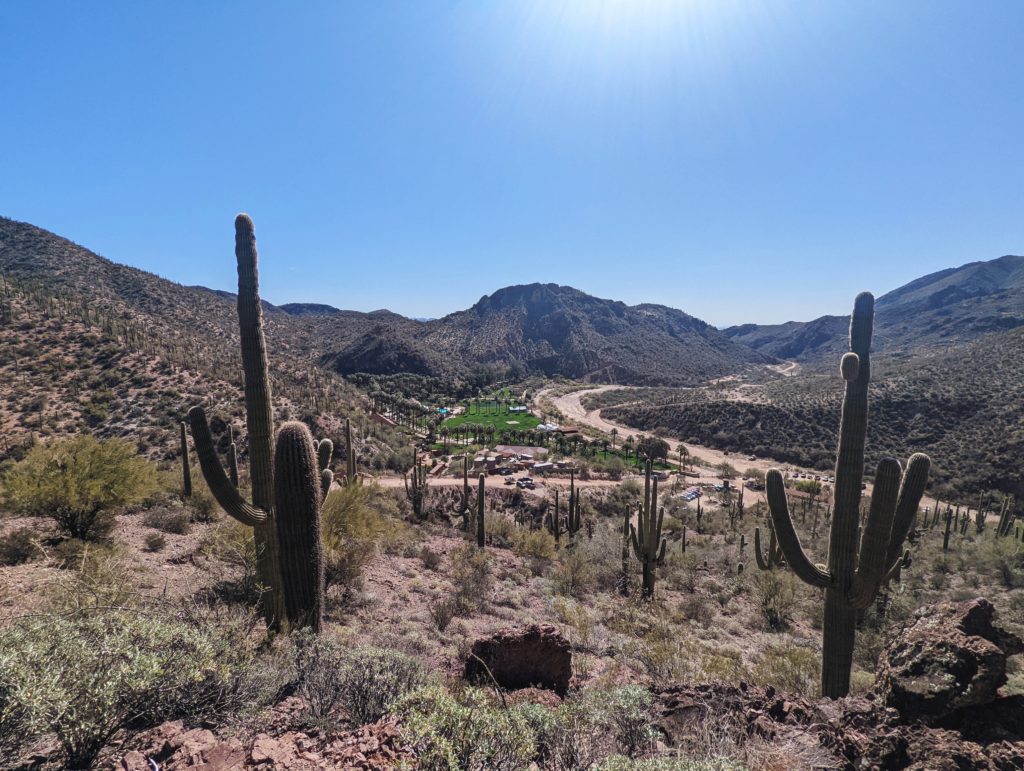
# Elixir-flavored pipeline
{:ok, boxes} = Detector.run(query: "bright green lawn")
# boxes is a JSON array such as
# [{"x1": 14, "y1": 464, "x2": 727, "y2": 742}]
[{"x1": 441, "y1": 411, "x2": 542, "y2": 432}]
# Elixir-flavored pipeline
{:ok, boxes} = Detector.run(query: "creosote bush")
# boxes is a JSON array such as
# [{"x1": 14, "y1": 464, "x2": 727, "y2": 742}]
[
  {"x1": 0, "y1": 559, "x2": 278, "y2": 769},
  {"x1": 3, "y1": 435, "x2": 157, "y2": 541},
  {"x1": 0, "y1": 526, "x2": 41, "y2": 565},
  {"x1": 292, "y1": 632, "x2": 426, "y2": 727}
]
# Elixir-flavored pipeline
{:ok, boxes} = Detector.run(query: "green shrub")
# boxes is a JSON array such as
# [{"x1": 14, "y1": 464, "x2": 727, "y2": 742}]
[
  {"x1": 751, "y1": 643, "x2": 819, "y2": 697},
  {"x1": 597, "y1": 758, "x2": 746, "y2": 770},
  {"x1": 751, "y1": 570, "x2": 798, "y2": 631},
  {"x1": 511, "y1": 528, "x2": 556, "y2": 563},
  {"x1": 143, "y1": 507, "x2": 191, "y2": 535},
  {"x1": 0, "y1": 606, "x2": 269, "y2": 769},
  {"x1": 144, "y1": 533, "x2": 167, "y2": 552},
  {"x1": 321, "y1": 484, "x2": 413, "y2": 595},
  {"x1": 3, "y1": 436, "x2": 157, "y2": 540},
  {"x1": 551, "y1": 549, "x2": 597, "y2": 599},
  {"x1": 292, "y1": 634, "x2": 427, "y2": 727},
  {"x1": 395, "y1": 685, "x2": 535, "y2": 771},
  {"x1": 450, "y1": 542, "x2": 492, "y2": 614},
  {"x1": 0, "y1": 526, "x2": 41, "y2": 565}
]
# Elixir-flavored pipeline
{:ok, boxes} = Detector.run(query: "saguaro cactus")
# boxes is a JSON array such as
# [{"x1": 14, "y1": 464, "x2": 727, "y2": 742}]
[
  {"x1": 753, "y1": 520, "x2": 785, "y2": 570},
  {"x1": 459, "y1": 454, "x2": 476, "y2": 531},
  {"x1": 476, "y1": 474, "x2": 486, "y2": 548},
  {"x1": 274, "y1": 422, "x2": 324, "y2": 632},
  {"x1": 630, "y1": 460, "x2": 667, "y2": 598},
  {"x1": 766, "y1": 293, "x2": 930, "y2": 698},
  {"x1": 180, "y1": 421, "x2": 192, "y2": 498},
  {"x1": 227, "y1": 425, "x2": 239, "y2": 488},
  {"x1": 188, "y1": 214, "x2": 332, "y2": 631},
  {"x1": 343, "y1": 418, "x2": 361, "y2": 487},
  {"x1": 404, "y1": 453, "x2": 429, "y2": 520}
]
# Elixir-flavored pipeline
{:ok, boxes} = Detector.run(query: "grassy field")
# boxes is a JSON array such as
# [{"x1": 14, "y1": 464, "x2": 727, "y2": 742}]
[{"x1": 441, "y1": 410, "x2": 542, "y2": 432}]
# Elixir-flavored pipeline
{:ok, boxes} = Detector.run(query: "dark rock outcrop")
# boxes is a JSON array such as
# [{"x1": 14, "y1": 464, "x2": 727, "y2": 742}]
[
  {"x1": 463, "y1": 623, "x2": 572, "y2": 695},
  {"x1": 875, "y1": 597, "x2": 1023, "y2": 723}
]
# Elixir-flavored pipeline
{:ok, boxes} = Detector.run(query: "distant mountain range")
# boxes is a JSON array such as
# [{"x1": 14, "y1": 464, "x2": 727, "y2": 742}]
[
  {"x1": 2, "y1": 215, "x2": 1023, "y2": 387},
  {"x1": 724, "y1": 255, "x2": 1024, "y2": 361}
]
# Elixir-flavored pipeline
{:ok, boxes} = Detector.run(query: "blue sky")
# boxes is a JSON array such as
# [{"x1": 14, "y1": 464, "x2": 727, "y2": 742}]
[{"x1": 1, "y1": 1, "x2": 1022, "y2": 326}]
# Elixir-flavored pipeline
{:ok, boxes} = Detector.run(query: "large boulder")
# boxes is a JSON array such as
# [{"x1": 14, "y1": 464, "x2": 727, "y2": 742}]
[
  {"x1": 463, "y1": 623, "x2": 571, "y2": 695},
  {"x1": 875, "y1": 597, "x2": 1023, "y2": 723}
]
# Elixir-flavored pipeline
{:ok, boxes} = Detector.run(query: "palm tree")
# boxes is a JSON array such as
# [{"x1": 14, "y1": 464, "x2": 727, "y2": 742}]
[{"x1": 610, "y1": 427, "x2": 618, "y2": 449}]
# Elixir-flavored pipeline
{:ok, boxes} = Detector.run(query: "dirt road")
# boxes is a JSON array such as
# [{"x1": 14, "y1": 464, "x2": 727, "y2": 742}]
[{"x1": 539, "y1": 385, "x2": 792, "y2": 476}]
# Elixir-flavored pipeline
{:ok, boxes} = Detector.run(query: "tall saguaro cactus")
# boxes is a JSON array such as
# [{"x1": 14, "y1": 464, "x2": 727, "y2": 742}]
[
  {"x1": 476, "y1": 474, "x2": 486, "y2": 548},
  {"x1": 630, "y1": 460, "x2": 667, "y2": 598},
  {"x1": 188, "y1": 214, "x2": 331, "y2": 631},
  {"x1": 766, "y1": 293, "x2": 930, "y2": 698},
  {"x1": 405, "y1": 453, "x2": 429, "y2": 520},
  {"x1": 179, "y1": 421, "x2": 192, "y2": 498}
]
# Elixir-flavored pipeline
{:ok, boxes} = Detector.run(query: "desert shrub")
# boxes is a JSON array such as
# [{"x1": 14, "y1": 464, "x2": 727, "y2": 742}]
[
  {"x1": 0, "y1": 526, "x2": 41, "y2": 565},
  {"x1": 143, "y1": 507, "x2": 191, "y2": 535},
  {"x1": 292, "y1": 634, "x2": 427, "y2": 727},
  {"x1": 0, "y1": 603, "x2": 271, "y2": 770},
  {"x1": 486, "y1": 514, "x2": 518, "y2": 548},
  {"x1": 420, "y1": 545, "x2": 442, "y2": 570},
  {"x1": 3, "y1": 436, "x2": 157, "y2": 540},
  {"x1": 144, "y1": 533, "x2": 167, "y2": 552},
  {"x1": 582, "y1": 686, "x2": 658, "y2": 758},
  {"x1": 751, "y1": 643, "x2": 819, "y2": 697},
  {"x1": 597, "y1": 758, "x2": 746, "y2": 770},
  {"x1": 450, "y1": 542, "x2": 492, "y2": 613},
  {"x1": 679, "y1": 594, "x2": 715, "y2": 625},
  {"x1": 200, "y1": 520, "x2": 261, "y2": 603},
  {"x1": 978, "y1": 538, "x2": 1024, "y2": 589},
  {"x1": 321, "y1": 484, "x2": 413, "y2": 595},
  {"x1": 512, "y1": 528, "x2": 556, "y2": 563},
  {"x1": 395, "y1": 685, "x2": 535, "y2": 771},
  {"x1": 428, "y1": 596, "x2": 459, "y2": 632},
  {"x1": 186, "y1": 480, "x2": 218, "y2": 523},
  {"x1": 551, "y1": 548, "x2": 597, "y2": 599},
  {"x1": 751, "y1": 570, "x2": 798, "y2": 631}
]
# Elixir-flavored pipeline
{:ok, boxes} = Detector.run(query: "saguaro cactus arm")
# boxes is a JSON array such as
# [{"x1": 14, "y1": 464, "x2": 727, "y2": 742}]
[
  {"x1": 766, "y1": 469, "x2": 831, "y2": 588},
  {"x1": 188, "y1": 406, "x2": 267, "y2": 527},
  {"x1": 848, "y1": 458, "x2": 901, "y2": 608},
  {"x1": 883, "y1": 453, "x2": 931, "y2": 568}
]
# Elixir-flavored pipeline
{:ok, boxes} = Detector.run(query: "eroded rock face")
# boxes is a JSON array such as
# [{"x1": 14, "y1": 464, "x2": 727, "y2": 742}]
[
  {"x1": 463, "y1": 623, "x2": 571, "y2": 695},
  {"x1": 875, "y1": 597, "x2": 1023, "y2": 723}
]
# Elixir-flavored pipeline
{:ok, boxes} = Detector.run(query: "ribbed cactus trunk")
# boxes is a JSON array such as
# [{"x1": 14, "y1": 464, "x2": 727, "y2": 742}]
[
  {"x1": 274, "y1": 422, "x2": 323, "y2": 632},
  {"x1": 476, "y1": 474, "x2": 485, "y2": 548},
  {"x1": 820, "y1": 294, "x2": 873, "y2": 697},
  {"x1": 235, "y1": 215, "x2": 285, "y2": 627},
  {"x1": 180, "y1": 421, "x2": 192, "y2": 498},
  {"x1": 228, "y1": 425, "x2": 239, "y2": 488}
]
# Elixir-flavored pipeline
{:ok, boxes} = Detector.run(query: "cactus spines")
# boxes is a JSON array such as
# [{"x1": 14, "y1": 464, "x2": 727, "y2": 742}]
[
  {"x1": 404, "y1": 453, "x2": 429, "y2": 520},
  {"x1": 180, "y1": 421, "x2": 192, "y2": 498},
  {"x1": 317, "y1": 438, "x2": 333, "y2": 474},
  {"x1": 274, "y1": 422, "x2": 324, "y2": 632},
  {"x1": 766, "y1": 293, "x2": 931, "y2": 698},
  {"x1": 476, "y1": 473, "x2": 486, "y2": 548},
  {"x1": 630, "y1": 460, "x2": 667, "y2": 599}
]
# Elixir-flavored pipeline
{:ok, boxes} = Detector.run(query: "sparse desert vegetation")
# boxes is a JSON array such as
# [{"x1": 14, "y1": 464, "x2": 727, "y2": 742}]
[{"x1": 1, "y1": 215, "x2": 1022, "y2": 770}]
